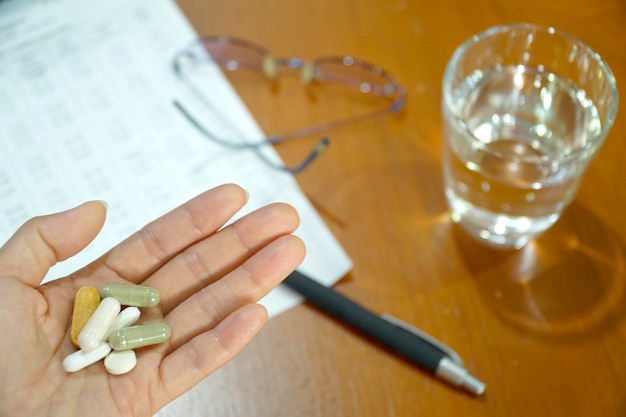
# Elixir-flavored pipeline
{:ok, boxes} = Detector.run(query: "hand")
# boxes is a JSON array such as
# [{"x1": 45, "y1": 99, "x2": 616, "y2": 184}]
[{"x1": 0, "y1": 184, "x2": 305, "y2": 417}]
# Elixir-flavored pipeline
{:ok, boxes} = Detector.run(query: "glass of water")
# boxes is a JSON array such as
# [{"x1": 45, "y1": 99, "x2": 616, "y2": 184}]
[{"x1": 442, "y1": 23, "x2": 618, "y2": 249}]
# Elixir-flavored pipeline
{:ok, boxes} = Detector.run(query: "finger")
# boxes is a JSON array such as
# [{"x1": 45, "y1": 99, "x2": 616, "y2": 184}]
[
  {"x1": 0, "y1": 201, "x2": 107, "y2": 287},
  {"x1": 78, "y1": 184, "x2": 248, "y2": 285},
  {"x1": 158, "y1": 303, "x2": 267, "y2": 402},
  {"x1": 164, "y1": 234, "x2": 305, "y2": 350},
  {"x1": 152, "y1": 202, "x2": 300, "y2": 314}
]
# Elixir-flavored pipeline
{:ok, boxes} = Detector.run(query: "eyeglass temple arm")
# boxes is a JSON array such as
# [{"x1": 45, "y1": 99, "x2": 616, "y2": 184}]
[
  {"x1": 286, "y1": 136, "x2": 329, "y2": 174},
  {"x1": 172, "y1": 100, "x2": 330, "y2": 174}
]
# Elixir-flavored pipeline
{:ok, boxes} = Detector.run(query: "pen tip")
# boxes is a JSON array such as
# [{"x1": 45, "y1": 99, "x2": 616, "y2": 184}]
[{"x1": 462, "y1": 374, "x2": 486, "y2": 396}]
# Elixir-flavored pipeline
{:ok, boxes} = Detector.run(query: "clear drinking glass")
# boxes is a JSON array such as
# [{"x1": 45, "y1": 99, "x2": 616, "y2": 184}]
[{"x1": 441, "y1": 23, "x2": 618, "y2": 249}]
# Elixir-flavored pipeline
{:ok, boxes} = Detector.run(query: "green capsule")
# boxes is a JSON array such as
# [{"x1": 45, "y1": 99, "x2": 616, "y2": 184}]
[
  {"x1": 100, "y1": 284, "x2": 160, "y2": 307},
  {"x1": 108, "y1": 323, "x2": 171, "y2": 351}
]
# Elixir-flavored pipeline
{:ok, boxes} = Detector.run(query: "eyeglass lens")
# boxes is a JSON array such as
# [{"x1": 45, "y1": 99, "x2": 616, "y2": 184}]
[{"x1": 174, "y1": 36, "x2": 406, "y2": 173}]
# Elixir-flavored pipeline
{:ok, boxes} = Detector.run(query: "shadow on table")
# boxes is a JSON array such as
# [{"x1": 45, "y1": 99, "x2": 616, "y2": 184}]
[{"x1": 452, "y1": 201, "x2": 626, "y2": 342}]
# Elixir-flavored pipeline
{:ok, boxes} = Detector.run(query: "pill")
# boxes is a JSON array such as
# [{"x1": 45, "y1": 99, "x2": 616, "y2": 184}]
[
  {"x1": 78, "y1": 297, "x2": 121, "y2": 351},
  {"x1": 104, "y1": 350, "x2": 137, "y2": 375},
  {"x1": 69, "y1": 286, "x2": 101, "y2": 347},
  {"x1": 106, "y1": 307, "x2": 141, "y2": 338},
  {"x1": 63, "y1": 342, "x2": 111, "y2": 373},
  {"x1": 109, "y1": 322, "x2": 171, "y2": 351},
  {"x1": 100, "y1": 284, "x2": 160, "y2": 307}
]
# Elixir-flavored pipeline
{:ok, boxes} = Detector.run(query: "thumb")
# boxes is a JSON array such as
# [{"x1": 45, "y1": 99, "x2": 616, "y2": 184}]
[{"x1": 0, "y1": 201, "x2": 108, "y2": 287}]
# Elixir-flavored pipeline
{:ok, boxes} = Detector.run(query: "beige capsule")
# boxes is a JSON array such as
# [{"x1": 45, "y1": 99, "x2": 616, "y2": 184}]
[
  {"x1": 99, "y1": 284, "x2": 160, "y2": 307},
  {"x1": 108, "y1": 322, "x2": 171, "y2": 351}
]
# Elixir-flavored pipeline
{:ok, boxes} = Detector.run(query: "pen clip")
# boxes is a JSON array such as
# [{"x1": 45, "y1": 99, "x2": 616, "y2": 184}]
[{"x1": 380, "y1": 314, "x2": 465, "y2": 366}]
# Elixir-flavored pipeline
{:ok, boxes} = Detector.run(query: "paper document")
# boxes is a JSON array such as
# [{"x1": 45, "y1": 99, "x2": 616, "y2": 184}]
[{"x1": 0, "y1": 0, "x2": 351, "y2": 317}]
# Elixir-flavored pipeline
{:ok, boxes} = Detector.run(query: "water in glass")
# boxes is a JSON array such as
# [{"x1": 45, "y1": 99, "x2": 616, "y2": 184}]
[{"x1": 443, "y1": 64, "x2": 602, "y2": 248}]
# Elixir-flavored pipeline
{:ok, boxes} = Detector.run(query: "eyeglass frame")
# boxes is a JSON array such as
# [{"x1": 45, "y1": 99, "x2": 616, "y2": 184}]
[{"x1": 171, "y1": 35, "x2": 407, "y2": 174}]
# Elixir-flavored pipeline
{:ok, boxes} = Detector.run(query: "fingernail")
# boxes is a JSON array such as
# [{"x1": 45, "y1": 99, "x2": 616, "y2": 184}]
[{"x1": 95, "y1": 200, "x2": 109, "y2": 211}]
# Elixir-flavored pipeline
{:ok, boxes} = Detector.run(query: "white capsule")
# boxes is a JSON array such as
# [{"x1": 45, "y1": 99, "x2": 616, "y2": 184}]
[
  {"x1": 104, "y1": 350, "x2": 137, "y2": 375},
  {"x1": 63, "y1": 342, "x2": 111, "y2": 373},
  {"x1": 78, "y1": 297, "x2": 121, "y2": 351},
  {"x1": 106, "y1": 307, "x2": 141, "y2": 338}
]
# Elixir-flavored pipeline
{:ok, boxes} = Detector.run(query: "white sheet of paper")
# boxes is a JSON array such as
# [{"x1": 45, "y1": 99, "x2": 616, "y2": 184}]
[{"x1": 0, "y1": 0, "x2": 351, "y2": 317}]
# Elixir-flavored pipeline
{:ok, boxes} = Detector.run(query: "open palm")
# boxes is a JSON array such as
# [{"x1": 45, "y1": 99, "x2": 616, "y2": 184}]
[{"x1": 0, "y1": 184, "x2": 305, "y2": 417}]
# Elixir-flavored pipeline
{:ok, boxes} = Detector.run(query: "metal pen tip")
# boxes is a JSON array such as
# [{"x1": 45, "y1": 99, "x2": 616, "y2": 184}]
[
  {"x1": 435, "y1": 357, "x2": 486, "y2": 396},
  {"x1": 461, "y1": 373, "x2": 486, "y2": 396}
]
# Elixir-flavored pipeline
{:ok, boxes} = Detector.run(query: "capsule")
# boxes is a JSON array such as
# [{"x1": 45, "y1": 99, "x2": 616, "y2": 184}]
[
  {"x1": 78, "y1": 297, "x2": 121, "y2": 351},
  {"x1": 70, "y1": 286, "x2": 101, "y2": 347},
  {"x1": 108, "y1": 323, "x2": 171, "y2": 351},
  {"x1": 99, "y1": 284, "x2": 160, "y2": 307}
]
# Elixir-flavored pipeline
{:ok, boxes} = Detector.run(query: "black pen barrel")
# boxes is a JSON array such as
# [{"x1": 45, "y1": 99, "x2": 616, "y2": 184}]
[{"x1": 283, "y1": 271, "x2": 443, "y2": 371}]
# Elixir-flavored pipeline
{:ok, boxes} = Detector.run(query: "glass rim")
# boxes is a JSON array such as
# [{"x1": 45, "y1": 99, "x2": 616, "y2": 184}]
[{"x1": 442, "y1": 22, "x2": 619, "y2": 163}]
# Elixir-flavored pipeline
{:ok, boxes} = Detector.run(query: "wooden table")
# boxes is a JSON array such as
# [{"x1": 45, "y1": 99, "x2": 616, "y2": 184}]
[{"x1": 164, "y1": 1, "x2": 626, "y2": 415}]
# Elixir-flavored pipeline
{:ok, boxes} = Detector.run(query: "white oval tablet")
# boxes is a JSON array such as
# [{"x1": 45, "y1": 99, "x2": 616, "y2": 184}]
[
  {"x1": 106, "y1": 307, "x2": 141, "y2": 338},
  {"x1": 104, "y1": 349, "x2": 137, "y2": 375},
  {"x1": 63, "y1": 342, "x2": 111, "y2": 373}
]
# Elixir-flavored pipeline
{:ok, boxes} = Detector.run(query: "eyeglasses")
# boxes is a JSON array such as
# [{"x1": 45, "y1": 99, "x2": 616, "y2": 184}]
[{"x1": 172, "y1": 36, "x2": 407, "y2": 174}]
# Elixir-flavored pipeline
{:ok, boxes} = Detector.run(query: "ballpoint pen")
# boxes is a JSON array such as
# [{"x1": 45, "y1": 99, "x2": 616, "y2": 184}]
[{"x1": 282, "y1": 270, "x2": 486, "y2": 396}]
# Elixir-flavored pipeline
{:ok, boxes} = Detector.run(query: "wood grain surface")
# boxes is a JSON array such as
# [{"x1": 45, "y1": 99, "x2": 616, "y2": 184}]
[{"x1": 160, "y1": 1, "x2": 626, "y2": 415}]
